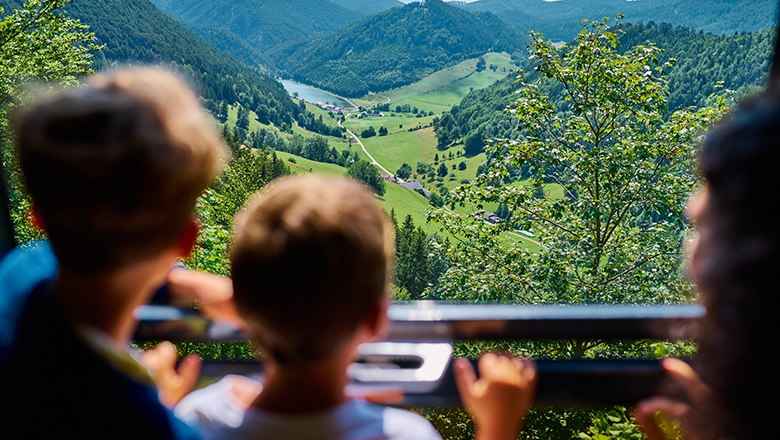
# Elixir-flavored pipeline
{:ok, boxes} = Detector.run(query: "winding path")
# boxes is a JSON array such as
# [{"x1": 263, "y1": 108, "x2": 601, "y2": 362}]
[{"x1": 338, "y1": 119, "x2": 397, "y2": 179}]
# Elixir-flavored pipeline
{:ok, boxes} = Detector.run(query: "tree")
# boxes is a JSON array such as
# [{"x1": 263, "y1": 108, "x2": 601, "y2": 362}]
[
  {"x1": 193, "y1": 138, "x2": 290, "y2": 275},
  {"x1": 1, "y1": 0, "x2": 102, "y2": 244},
  {"x1": 396, "y1": 162, "x2": 412, "y2": 180},
  {"x1": 394, "y1": 215, "x2": 427, "y2": 298},
  {"x1": 437, "y1": 162, "x2": 448, "y2": 177},
  {"x1": 236, "y1": 104, "x2": 250, "y2": 130},
  {"x1": 463, "y1": 130, "x2": 484, "y2": 156},
  {"x1": 347, "y1": 159, "x2": 385, "y2": 196},
  {"x1": 476, "y1": 57, "x2": 486, "y2": 72},
  {"x1": 361, "y1": 126, "x2": 376, "y2": 138},
  {"x1": 393, "y1": 214, "x2": 446, "y2": 299},
  {"x1": 427, "y1": 17, "x2": 732, "y2": 306}
]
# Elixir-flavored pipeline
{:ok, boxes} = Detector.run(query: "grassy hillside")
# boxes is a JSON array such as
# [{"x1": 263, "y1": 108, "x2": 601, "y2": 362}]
[
  {"x1": 357, "y1": 52, "x2": 520, "y2": 113},
  {"x1": 216, "y1": 31, "x2": 539, "y2": 245},
  {"x1": 275, "y1": 151, "x2": 437, "y2": 234}
]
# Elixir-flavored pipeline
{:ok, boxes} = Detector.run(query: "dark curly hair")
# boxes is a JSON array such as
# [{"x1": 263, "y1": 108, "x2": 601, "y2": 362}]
[{"x1": 691, "y1": 87, "x2": 780, "y2": 439}]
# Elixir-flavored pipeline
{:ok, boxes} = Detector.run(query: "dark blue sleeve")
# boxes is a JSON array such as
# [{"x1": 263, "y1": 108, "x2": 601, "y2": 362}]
[{"x1": 0, "y1": 240, "x2": 58, "y2": 353}]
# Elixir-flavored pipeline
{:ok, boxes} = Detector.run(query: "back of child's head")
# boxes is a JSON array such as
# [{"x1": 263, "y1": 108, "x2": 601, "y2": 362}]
[
  {"x1": 13, "y1": 65, "x2": 227, "y2": 273},
  {"x1": 230, "y1": 173, "x2": 395, "y2": 365}
]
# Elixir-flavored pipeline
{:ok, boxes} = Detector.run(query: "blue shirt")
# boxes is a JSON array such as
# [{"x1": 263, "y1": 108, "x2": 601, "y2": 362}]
[
  {"x1": 0, "y1": 240, "x2": 58, "y2": 355},
  {"x1": 0, "y1": 241, "x2": 201, "y2": 439}
]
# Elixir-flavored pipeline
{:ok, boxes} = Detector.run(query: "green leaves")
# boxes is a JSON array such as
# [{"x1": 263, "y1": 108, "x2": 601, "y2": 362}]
[
  {"x1": 1, "y1": 0, "x2": 101, "y2": 244},
  {"x1": 346, "y1": 159, "x2": 386, "y2": 196},
  {"x1": 429, "y1": 16, "x2": 731, "y2": 305},
  {"x1": 1, "y1": 0, "x2": 101, "y2": 111}
]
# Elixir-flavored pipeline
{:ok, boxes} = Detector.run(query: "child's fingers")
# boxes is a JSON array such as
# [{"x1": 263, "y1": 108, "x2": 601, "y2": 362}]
[
  {"x1": 141, "y1": 341, "x2": 177, "y2": 375},
  {"x1": 176, "y1": 354, "x2": 202, "y2": 392},
  {"x1": 476, "y1": 352, "x2": 500, "y2": 378},
  {"x1": 635, "y1": 397, "x2": 690, "y2": 440},
  {"x1": 453, "y1": 357, "x2": 477, "y2": 406},
  {"x1": 660, "y1": 357, "x2": 710, "y2": 403}
]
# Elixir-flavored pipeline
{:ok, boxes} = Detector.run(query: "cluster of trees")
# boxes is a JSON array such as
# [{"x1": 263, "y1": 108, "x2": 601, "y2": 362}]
[
  {"x1": 433, "y1": 19, "x2": 772, "y2": 155},
  {"x1": 374, "y1": 102, "x2": 435, "y2": 117},
  {"x1": 238, "y1": 99, "x2": 346, "y2": 139},
  {"x1": 192, "y1": 127, "x2": 291, "y2": 275},
  {"x1": 292, "y1": 135, "x2": 359, "y2": 168},
  {"x1": 0, "y1": 0, "x2": 100, "y2": 244},
  {"x1": 390, "y1": 212, "x2": 447, "y2": 300},
  {"x1": 256, "y1": 132, "x2": 360, "y2": 169},
  {"x1": 346, "y1": 159, "x2": 385, "y2": 196},
  {"x1": 276, "y1": 0, "x2": 524, "y2": 97},
  {"x1": 0, "y1": 0, "x2": 348, "y2": 140},
  {"x1": 358, "y1": 125, "x2": 389, "y2": 138},
  {"x1": 460, "y1": 0, "x2": 777, "y2": 43},
  {"x1": 294, "y1": 99, "x2": 345, "y2": 137},
  {"x1": 428, "y1": 17, "x2": 733, "y2": 307}
]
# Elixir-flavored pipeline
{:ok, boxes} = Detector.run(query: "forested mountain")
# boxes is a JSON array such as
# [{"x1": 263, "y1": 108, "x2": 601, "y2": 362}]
[
  {"x1": 170, "y1": 26, "x2": 274, "y2": 71},
  {"x1": 625, "y1": 22, "x2": 773, "y2": 110},
  {"x1": 461, "y1": 0, "x2": 777, "y2": 42},
  {"x1": 149, "y1": 0, "x2": 363, "y2": 63},
  {"x1": 435, "y1": 21, "x2": 774, "y2": 154},
  {"x1": 0, "y1": 0, "x2": 307, "y2": 132},
  {"x1": 331, "y1": 0, "x2": 403, "y2": 16},
  {"x1": 277, "y1": 0, "x2": 527, "y2": 97}
]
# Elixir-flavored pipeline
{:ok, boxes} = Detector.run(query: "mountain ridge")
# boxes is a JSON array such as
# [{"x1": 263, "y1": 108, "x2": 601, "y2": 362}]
[{"x1": 276, "y1": 0, "x2": 526, "y2": 97}]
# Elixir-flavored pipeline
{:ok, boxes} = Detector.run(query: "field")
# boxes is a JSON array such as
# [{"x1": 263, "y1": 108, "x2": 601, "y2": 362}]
[
  {"x1": 275, "y1": 151, "x2": 442, "y2": 237},
  {"x1": 341, "y1": 114, "x2": 486, "y2": 194},
  {"x1": 227, "y1": 51, "x2": 538, "y2": 248},
  {"x1": 355, "y1": 52, "x2": 519, "y2": 114}
]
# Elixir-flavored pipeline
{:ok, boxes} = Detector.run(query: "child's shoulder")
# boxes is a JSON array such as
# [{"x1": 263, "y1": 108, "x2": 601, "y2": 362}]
[{"x1": 349, "y1": 400, "x2": 443, "y2": 440}]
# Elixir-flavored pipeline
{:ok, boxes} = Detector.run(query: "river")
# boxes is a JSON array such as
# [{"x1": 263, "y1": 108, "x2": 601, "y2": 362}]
[{"x1": 278, "y1": 79, "x2": 352, "y2": 109}]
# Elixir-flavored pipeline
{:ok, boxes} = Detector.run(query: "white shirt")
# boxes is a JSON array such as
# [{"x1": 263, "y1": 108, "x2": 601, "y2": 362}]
[{"x1": 176, "y1": 375, "x2": 443, "y2": 440}]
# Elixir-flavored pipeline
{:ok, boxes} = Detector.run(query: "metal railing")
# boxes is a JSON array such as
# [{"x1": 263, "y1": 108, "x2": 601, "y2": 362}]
[{"x1": 135, "y1": 302, "x2": 702, "y2": 408}]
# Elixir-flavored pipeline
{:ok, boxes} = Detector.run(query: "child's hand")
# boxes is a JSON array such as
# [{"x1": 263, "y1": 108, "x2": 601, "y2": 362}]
[
  {"x1": 635, "y1": 357, "x2": 711, "y2": 440},
  {"x1": 454, "y1": 352, "x2": 537, "y2": 440},
  {"x1": 140, "y1": 341, "x2": 202, "y2": 408},
  {"x1": 166, "y1": 267, "x2": 243, "y2": 326}
]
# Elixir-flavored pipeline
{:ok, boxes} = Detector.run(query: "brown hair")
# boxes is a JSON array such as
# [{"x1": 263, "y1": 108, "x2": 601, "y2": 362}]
[
  {"x1": 690, "y1": 87, "x2": 780, "y2": 439},
  {"x1": 230, "y1": 174, "x2": 395, "y2": 364},
  {"x1": 14, "y1": 65, "x2": 227, "y2": 272}
]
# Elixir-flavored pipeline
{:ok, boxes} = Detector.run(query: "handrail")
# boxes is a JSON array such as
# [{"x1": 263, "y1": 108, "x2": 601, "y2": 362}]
[
  {"x1": 134, "y1": 302, "x2": 700, "y2": 407},
  {"x1": 134, "y1": 302, "x2": 703, "y2": 343}
]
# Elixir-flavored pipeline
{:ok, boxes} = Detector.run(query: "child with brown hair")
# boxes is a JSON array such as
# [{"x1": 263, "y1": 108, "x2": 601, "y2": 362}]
[
  {"x1": 1, "y1": 65, "x2": 228, "y2": 438},
  {"x1": 175, "y1": 173, "x2": 537, "y2": 440}
]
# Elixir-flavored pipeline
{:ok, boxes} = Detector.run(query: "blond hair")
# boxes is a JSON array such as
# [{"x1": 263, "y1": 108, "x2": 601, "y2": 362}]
[
  {"x1": 230, "y1": 174, "x2": 395, "y2": 364},
  {"x1": 14, "y1": 65, "x2": 228, "y2": 272}
]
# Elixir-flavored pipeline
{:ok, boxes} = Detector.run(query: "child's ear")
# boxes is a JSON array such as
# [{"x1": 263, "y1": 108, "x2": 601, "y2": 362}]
[
  {"x1": 29, "y1": 204, "x2": 46, "y2": 231},
  {"x1": 176, "y1": 218, "x2": 199, "y2": 258}
]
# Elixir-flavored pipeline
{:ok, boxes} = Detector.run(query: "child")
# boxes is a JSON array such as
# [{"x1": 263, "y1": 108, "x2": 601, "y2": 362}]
[
  {"x1": 174, "y1": 173, "x2": 537, "y2": 440},
  {"x1": 0, "y1": 65, "x2": 228, "y2": 438}
]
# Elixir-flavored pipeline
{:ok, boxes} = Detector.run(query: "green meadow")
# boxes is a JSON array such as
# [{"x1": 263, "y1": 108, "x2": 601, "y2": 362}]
[
  {"x1": 275, "y1": 151, "x2": 440, "y2": 235},
  {"x1": 226, "y1": 53, "x2": 539, "y2": 248},
  {"x1": 356, "y1": 52, "x2": 519, "y2": 113}
]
